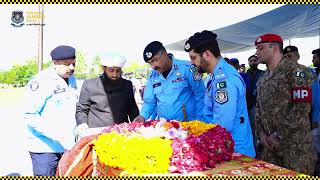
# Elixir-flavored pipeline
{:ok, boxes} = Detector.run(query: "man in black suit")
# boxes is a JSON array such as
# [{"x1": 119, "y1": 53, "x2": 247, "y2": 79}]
[{"x1": 75, "y1": 52, "x2": 139, "y2": 137}]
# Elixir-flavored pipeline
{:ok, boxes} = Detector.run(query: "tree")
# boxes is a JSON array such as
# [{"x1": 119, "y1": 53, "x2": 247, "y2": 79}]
[
  {"x1": 0, "y1": 57, "x2": 40, "y2": 87},
  {"x1": 0, "y1": 71, "x2": 6, "y2": 84},
  {"x1": 73, "y1": 51, "x2": 89, "y2": 79},
  {"x1": 87, "y1": 55, "x2": 102, "y2": 79},
  {"x1": 4, "y1": 68, "x2": 17, "y2": 85},
  {"x1": 123, "y1": 61, "x2": 148, "y2": 73},
  {"x1": 43, "y1": 60, "x2": 52, "y2": 69}
]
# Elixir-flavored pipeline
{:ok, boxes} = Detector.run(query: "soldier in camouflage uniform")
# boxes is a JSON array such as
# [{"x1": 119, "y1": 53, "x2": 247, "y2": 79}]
[{"x1": 254, "y1": 33, "x2": 316, "y2": 175}]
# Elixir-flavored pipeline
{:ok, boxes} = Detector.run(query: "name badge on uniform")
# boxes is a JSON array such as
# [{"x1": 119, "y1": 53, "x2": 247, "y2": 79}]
[
  {"x1": 215, "y1": 90, "x2": 228, "y2": 104},
  {"x1": 54, "y1": 86, "x2": 66, "y2": 94},
  {"x1": 172, "y1": 77, "x2": 184, "y2": 83},
  {"x1": 153, "y1": 82, "x2": 161, "y2": 88}
]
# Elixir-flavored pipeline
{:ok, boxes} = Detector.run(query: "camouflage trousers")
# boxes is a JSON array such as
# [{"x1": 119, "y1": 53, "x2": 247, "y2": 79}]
[{"x1": 259, "y1": 144, "x2": 317, "y2": 175}]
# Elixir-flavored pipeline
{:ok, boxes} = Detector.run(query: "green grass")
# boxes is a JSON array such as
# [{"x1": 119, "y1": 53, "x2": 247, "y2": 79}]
[{"x1": 0, "y1": 87, "x2": 26, "y2": 108}]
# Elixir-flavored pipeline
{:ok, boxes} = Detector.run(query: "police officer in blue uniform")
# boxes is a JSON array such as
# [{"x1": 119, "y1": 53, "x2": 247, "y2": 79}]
[
  {"x1": 311, "y1": 48, "x2": 320, "y2": 130},
  {"x1": 24, "y1": 45, "x2": 78, "y2": 176},
  {"x1": 133, "y1": 41, "x2": 205, "y2": 122},
  {"x1": 184, "y1": 30, "x2": 255, "y2": 157},
  {"x1": 311, "y1": 48, "x2": 320, "y2": 176}
]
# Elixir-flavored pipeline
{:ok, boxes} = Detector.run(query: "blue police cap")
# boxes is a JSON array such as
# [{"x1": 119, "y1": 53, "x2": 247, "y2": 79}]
[
  {"x1": 312, "y1": 48, "x2": 320, "y2": 55},
  {"x1": 229, "y1": 58, "x2": 239, "y2": 63},
  {"x1": 143, "y1": 41, "x2": 165, "y2": 62},
  {"x1": 184, "y1": 30, "x2": 217, "y2": 52},
  {"x1": 50, "y1": 45, "x2": 76, "y2": 60}
]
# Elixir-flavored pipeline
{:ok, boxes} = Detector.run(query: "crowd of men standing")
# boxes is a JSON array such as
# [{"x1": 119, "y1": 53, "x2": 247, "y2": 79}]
[{"x1": 23, "y1": 31, "x2": 320, "y2": 176}]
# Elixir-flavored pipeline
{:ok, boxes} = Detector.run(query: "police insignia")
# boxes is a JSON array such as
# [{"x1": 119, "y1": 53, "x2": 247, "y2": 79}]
[
  {"x1": 217, "y1": 81, "x2": 227, "y2": 89},
  {"x1": 184, "y1": 43, "x2": 190, "y2": 51},
  {"x1": 295, "y1": 71, "x2": 305, "y2": 78},
  {"x1": 192, "y1": 73, "x2": 202, "y2": 81},
  {"x1": 215, "y1": 90, "x2": 228, "y2": 104},
  {"x1": 190, "y1": 66, "x2": 198, "y2": 73},
  {"x1": 11, "y1": 10, "x2": 24, "y2": 27},
  {"x1": 190, "y1": 66, "x2": 202, "y2": 81},
  {"x1": 174, "y1": 64, "x2": 179, "y2": 70},
  {"x1": 146, "y1": 52, "x2": 152, "y2": 59},
  {"x1": 29, "y1": 81, "x2": 39, "y2": 91},
  {"x1": 292, "y1": 87, "x2": 312, "y2": 103}
]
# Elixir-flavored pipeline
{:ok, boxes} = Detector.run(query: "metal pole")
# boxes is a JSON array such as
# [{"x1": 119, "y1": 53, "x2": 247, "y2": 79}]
[{"x1": 37, "y1": 4, "x2": 44, "y2": 72}]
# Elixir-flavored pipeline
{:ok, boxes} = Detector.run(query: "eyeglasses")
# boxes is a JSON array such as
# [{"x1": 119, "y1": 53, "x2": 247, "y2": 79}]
[{"x1": 147, "y1": 51, "x2": 163, "y2": 65}]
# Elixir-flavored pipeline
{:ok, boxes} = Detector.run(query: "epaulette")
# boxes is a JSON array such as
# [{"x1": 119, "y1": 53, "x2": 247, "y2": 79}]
[{"x1": 214, "y1": 67, "x2": 227, "y2": 81}]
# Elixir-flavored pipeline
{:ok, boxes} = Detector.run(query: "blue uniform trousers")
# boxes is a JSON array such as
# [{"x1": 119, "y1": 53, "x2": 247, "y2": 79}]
[{"x1": 29, "y1": 152, "x2": 62, "y2": 176}]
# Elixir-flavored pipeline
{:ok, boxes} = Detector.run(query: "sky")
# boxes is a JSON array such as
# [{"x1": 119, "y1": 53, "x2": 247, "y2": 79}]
[{"x1": 1, "y1": 4, "x2": 317, "y2": 71}]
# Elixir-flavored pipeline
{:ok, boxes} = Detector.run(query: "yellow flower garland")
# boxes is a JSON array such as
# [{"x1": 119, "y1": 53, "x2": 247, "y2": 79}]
[
  {"x1": 93, "y1": 132, "x2": 173, "y2": 175},
  {"x1": 180, "y1": 120, "x2": 217, "y2": 136}
]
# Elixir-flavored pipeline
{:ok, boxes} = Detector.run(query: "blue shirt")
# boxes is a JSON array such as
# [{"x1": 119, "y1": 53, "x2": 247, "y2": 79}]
[
  {"x1": 240, "y1": 72, "x2": 250, "y2": 91},
  {"x1": 202, "y1": 57, "x2": 256, "y2": 157},
  {"x1": 24, "y1": 67, "x2": 78, "y2": 153},
  {"x1": 140, "y1": 57, "x2": 205, "y2": 121},
  {"x1": 312, "y1": 69, "x2": 320, "y2": 123}
]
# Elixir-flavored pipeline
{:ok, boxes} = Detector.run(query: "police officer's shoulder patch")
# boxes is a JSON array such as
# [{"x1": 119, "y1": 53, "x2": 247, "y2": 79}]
[
  {"x1": 29, "y1": 81, "x2": 39, "y2": 91},
  {"x1": 192, "y1": 73, "x2": 202, "y2": 81},
  {"x1": 189, "y1": 66, "x2": 198, "y2": 73},
  {"x1": 216, "y1": 81, "x2": 227, "y2": 89},
  {"x1": 189, "y1": 66, "x2": 202, "y2": 81},
  {"x1": 214, "y1": 70, "x2": 227, "y2": 82},
  {"x1": 215, "y1": 90, "x2": 228, "y2": 104}
]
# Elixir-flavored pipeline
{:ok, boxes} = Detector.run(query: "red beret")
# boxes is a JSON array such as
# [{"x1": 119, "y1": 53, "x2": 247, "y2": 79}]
[{"x1": 255, "y1": 33, "x2": 283, "y2": 46}]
